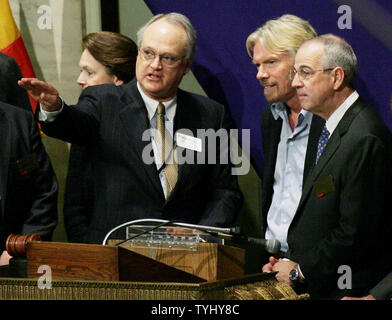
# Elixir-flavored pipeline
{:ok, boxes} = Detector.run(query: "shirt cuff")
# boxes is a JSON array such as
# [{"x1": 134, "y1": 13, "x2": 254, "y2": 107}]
[
  {"x1": 38, "y1": 97, "x2": 64, "y2": 122},
  {"x1": 282, "y1": 257, "x2": 305, "y2": 279},
  {"x1": 297, "y1": 264, "x2": 305, "y2": 279}
]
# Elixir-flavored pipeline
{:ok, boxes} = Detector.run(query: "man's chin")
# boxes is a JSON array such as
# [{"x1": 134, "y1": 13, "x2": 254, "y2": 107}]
[{"x1": 264, "y1": 95, "x2": 279, "y2": 104}]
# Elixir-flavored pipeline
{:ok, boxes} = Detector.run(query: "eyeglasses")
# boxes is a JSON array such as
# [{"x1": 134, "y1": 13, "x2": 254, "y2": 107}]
[
  {"x1": 140, "y1": 48, "x2": 185, "y2": 67},
  {"x1": 292, "y1": 68, "x2": 334, "y2": 81}
]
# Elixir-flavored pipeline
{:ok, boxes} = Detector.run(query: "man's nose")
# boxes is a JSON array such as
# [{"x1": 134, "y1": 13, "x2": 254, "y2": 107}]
[
  {"x1": 291, "y1": 72, "x2": 303, "y2": 88},
  {"x1": 150, "y1": 55, "x2": 163, "y2": 69},
  {"x1": 77, "y1": 72, "x2": 86, "y2": 86},
  {"x1": 256, "y1": 66, "x2": 268, "y2": 80}
]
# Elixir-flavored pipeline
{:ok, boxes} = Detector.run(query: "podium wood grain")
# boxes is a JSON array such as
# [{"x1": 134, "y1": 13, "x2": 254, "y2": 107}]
[
  {"x1": 116, "y1": 243, "x2": 245, "y2": 281},
  {"x1": 26, "y1": 242, "x2": 119, "y2": 281},
  {"x1": 25, "y1": 241, "x2": 205, "y2": 283}
]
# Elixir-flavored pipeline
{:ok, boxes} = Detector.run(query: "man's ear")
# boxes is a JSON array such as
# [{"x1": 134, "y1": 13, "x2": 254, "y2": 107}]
[
  {"x1": 113, "y1": 76, "x2": 124, "y2": 86},
  {"x1": 184, "y1": 57, "x2": 194, "y2": 74},
  {"x1": 332, "y1": 67, "x2": 345, "y2": 90}
]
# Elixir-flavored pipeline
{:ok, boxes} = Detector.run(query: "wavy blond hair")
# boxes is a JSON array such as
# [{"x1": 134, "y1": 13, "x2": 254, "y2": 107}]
[{"x1": 246, "y1": 14, "x2": 317, "y2": 58}]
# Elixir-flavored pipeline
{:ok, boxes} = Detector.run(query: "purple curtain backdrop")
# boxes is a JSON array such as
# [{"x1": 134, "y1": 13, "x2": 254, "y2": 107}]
[{"x1": 144, "y1": 0, "x2": 392, "y2": 178}]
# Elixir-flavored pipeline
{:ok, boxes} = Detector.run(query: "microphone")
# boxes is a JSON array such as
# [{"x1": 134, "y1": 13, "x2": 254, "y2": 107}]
[
  {"x1": 215, "y1": 232, "x2": 281, "y2": 254},
  {"x1": 101, "y1": 219, "x2": 281, "y2": 254},
  {"x1": 243, "y1": 237, "x2": 281, "y2": 255}
]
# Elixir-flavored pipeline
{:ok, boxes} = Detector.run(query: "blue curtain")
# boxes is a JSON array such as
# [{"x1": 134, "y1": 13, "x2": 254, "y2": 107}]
[{"x1": 144, "y1": 0, "x2": 392, "y2": 178}]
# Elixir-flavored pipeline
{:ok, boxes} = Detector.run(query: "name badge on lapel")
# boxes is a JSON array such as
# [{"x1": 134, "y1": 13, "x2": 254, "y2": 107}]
[
  {"x1": 17, "y1": 153, "x2": 39, "y2": 175},
  {"x1": 313, "y1": 174, "x2": 335, "y2": 198},
  {"x1": 176, "y1": 132, "x2": 202, "y2": 152}
]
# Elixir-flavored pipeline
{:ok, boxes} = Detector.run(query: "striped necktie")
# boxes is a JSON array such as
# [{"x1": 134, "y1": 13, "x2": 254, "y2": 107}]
[{"x1": 156, "y1": 102, "x2": 178, "y2": 197}]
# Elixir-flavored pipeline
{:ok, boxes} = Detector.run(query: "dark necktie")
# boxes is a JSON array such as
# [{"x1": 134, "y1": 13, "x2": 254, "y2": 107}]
[
  {"x1": 316, "y1": 125, "x2": 330, "y2": 163},
  {"x1": 156, "y1": 103, "x2": 178, "y2": 197}
]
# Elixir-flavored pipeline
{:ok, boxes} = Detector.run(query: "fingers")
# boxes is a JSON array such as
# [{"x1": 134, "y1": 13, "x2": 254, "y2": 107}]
[
  {"x1": 18, "y1": 78, "x2": 39, "y2": 89},
  {"x1": 18, "y1": 78, "x2": 61, "y2": 110},
  {"x1": 262, "y1": 263, "x2": 273, "y2": 273},
  {"x1": 0, "y1": 250, "x2": 12, "y2": 266},
  {"x1": 269, "y1": 256, "x2": 280, "y2": 265}
]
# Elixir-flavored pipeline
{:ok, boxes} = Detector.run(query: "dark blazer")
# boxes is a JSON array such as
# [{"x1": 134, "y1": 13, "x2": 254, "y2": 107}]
[
  {"x1": 287, "y1": 98, "x2": 392, "y2": 299},
  {"x1": 370, "y1": 271, "x2": 392, "y2": 300},
  {"x1": 40, "y1": 80, "x2": 243, "y2": 244},
  {"x1": 260, "y1": 105, "x2": 325, "y2": 235},
  {"x1": 0, "y1": 102, "x2": 58, "y2": 251},
  {"x1": 0, "y1": 52, "x2": 31, "y2": 111},
  {"x1": 63, "y1": 144, "x2": 94, "y2": 243}
]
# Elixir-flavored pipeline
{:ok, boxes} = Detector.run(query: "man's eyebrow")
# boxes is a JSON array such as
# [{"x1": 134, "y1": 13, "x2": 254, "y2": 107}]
[{"x1": 295, "y1": 64, "x2": 312, "y2": 70}]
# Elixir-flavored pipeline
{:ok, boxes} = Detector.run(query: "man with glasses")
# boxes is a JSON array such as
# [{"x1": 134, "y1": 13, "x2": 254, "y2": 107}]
[
  {"x1": 267, "y1": 34, "x2": 392, "y2": 299},
  {"x1": 246, "y1": 15, "x2": 323, "y2": 263},
  {"x1": 19, "y1": 13, "x2": 243, "y2": 244}
]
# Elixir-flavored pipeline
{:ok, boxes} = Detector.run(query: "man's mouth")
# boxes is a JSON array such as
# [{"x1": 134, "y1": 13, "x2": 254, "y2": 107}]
[
  {"x1": 263, "y1": 84, "x2": 276, "y2": 91},
  {"x1": 296, "y1": 92, "x2": 307, "y2": 98},
  {"x1": 147, "y1": 73, "x2": 162, "y2": 80}
]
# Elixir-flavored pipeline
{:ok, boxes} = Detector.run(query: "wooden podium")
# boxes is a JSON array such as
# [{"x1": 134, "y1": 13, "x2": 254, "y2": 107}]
[
  {"x1": 0, "y1": 235, "x2": 310, "y2": 300},
  {"x1": 24, "y1": 241, "x2": 244, "y2": 283}
]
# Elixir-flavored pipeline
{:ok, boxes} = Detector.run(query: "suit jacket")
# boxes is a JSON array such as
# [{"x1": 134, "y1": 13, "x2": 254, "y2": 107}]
[
  {"x1": 370, "y1": 271, "x2": 392, "y2": 300},
  {"x1": 0, "y1": 52, "x2": 31, "y2": 111},
  {"x1": 260, "y1": 105, "x2": 325, "y2": 235},
  {"x1": 40, "y1": 79, "x2": 243, "y2": 244},
  {"x1": 287, "y1": 98, "x2": 392, "y2": 299},
  {"x1": 63, "y1": 144, "x2": 94, "y2": 243},
  {"x1": 0, "y1": 102, "x2": 58, "y2": 251}
]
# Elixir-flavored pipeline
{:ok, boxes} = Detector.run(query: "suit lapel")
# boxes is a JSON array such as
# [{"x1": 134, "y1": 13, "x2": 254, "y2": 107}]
[
  {"x1": 0, "y1": 109, "x2": 10, "y2": 216},
  {"x1": 118, "y1": 82, "x2": 164, "y2": 198},
  {"x1": 296, "y1": 99, "x2": 366, "y2": 214},
  {"x1": 303, "y1": 115, "x2": 325, "y2": 186},
  {"x1": 261, "y1": 108, "x2": 282, "y2": 219}
]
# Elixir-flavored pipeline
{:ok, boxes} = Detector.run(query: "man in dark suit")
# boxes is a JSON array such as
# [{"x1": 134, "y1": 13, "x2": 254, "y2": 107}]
[
  {"x1": 0, "y1": 102, "x2": 58, "y2": 264},
  {"x1": 19, "y1": 13, "x2": 242, "y2": 244},
  {"x1": 267, "y1": 34, "x2": 392, "y2": 299},
  {"x1": 246, "y1": 15, "x2": 324, "y2": 258},
  {"x1": 368, "y1": 273, "x2": 392, "y2": 300},
  {"x1": 342, "y1": 271, "x2": 392, "y2": 300},
  {"x1": 0, "y1": 52, "x2": 31, "y2": 111}
]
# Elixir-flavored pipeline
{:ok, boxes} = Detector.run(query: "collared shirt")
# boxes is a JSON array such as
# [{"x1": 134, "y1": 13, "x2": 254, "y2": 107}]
[
  {"x1": 326, "y1": 90, "x2": 359, "y2": 136},
  {"x1": 265, "y1": 102, "x2": 313, "y2": 253},
  {"x1": 136, "y1": 82, "x2": 177, "y2": 199},
  {"x1": 39, "y1": 83, "x2": 178, "y2": 199}
]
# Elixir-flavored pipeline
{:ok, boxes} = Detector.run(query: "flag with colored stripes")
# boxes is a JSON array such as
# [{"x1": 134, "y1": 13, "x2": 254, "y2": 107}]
[{"x1": 0, "y1": 0, "x2": 37, "y2": 111}]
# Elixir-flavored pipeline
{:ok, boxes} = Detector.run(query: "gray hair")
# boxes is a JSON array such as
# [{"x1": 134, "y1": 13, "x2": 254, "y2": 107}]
[
  {"x1": 310, "y1": 34, "x2": 357, "y2": 88},
  {"x1": 136, "y1": 12, "x2": 197, "y2": 60}
]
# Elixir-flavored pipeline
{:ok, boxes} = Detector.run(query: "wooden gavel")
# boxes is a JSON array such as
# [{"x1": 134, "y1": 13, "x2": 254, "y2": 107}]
[{"x1": 6, "y1": 234, "x2": 41, "y2": 257}]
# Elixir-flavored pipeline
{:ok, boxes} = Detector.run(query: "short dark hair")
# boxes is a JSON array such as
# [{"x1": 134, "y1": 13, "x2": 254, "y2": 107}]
[{"x1": 83, "y1": 31, "x2": 138, "y2": 83}]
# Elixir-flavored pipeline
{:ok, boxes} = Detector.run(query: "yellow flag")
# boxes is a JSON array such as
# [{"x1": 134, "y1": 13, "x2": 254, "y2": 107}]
[
  {"x1": 0, "y1": 0, "x2": 20, "y2": 50},
  {"x1": 0, "y1": 0, "x2": 37, "y2": 111}
]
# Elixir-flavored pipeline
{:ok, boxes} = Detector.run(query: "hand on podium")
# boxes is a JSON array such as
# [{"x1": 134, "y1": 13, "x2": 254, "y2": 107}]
[
  {"x1": 262, "y1": 256, "x2": 280, "y2": 273},
  {"x1": 0, "y1": 250, "x2": 12, "y2": 266}
]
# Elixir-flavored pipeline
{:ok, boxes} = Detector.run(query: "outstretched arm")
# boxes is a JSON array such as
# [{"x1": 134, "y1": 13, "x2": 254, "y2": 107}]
[{"x1": 18, "y1": 78, "x2": 62, "y2": 111}]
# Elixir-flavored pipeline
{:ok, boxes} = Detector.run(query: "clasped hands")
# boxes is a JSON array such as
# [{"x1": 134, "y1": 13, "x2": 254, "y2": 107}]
[{"x1": 262, "y1": 256, "x2": 299, "y2": 286}]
